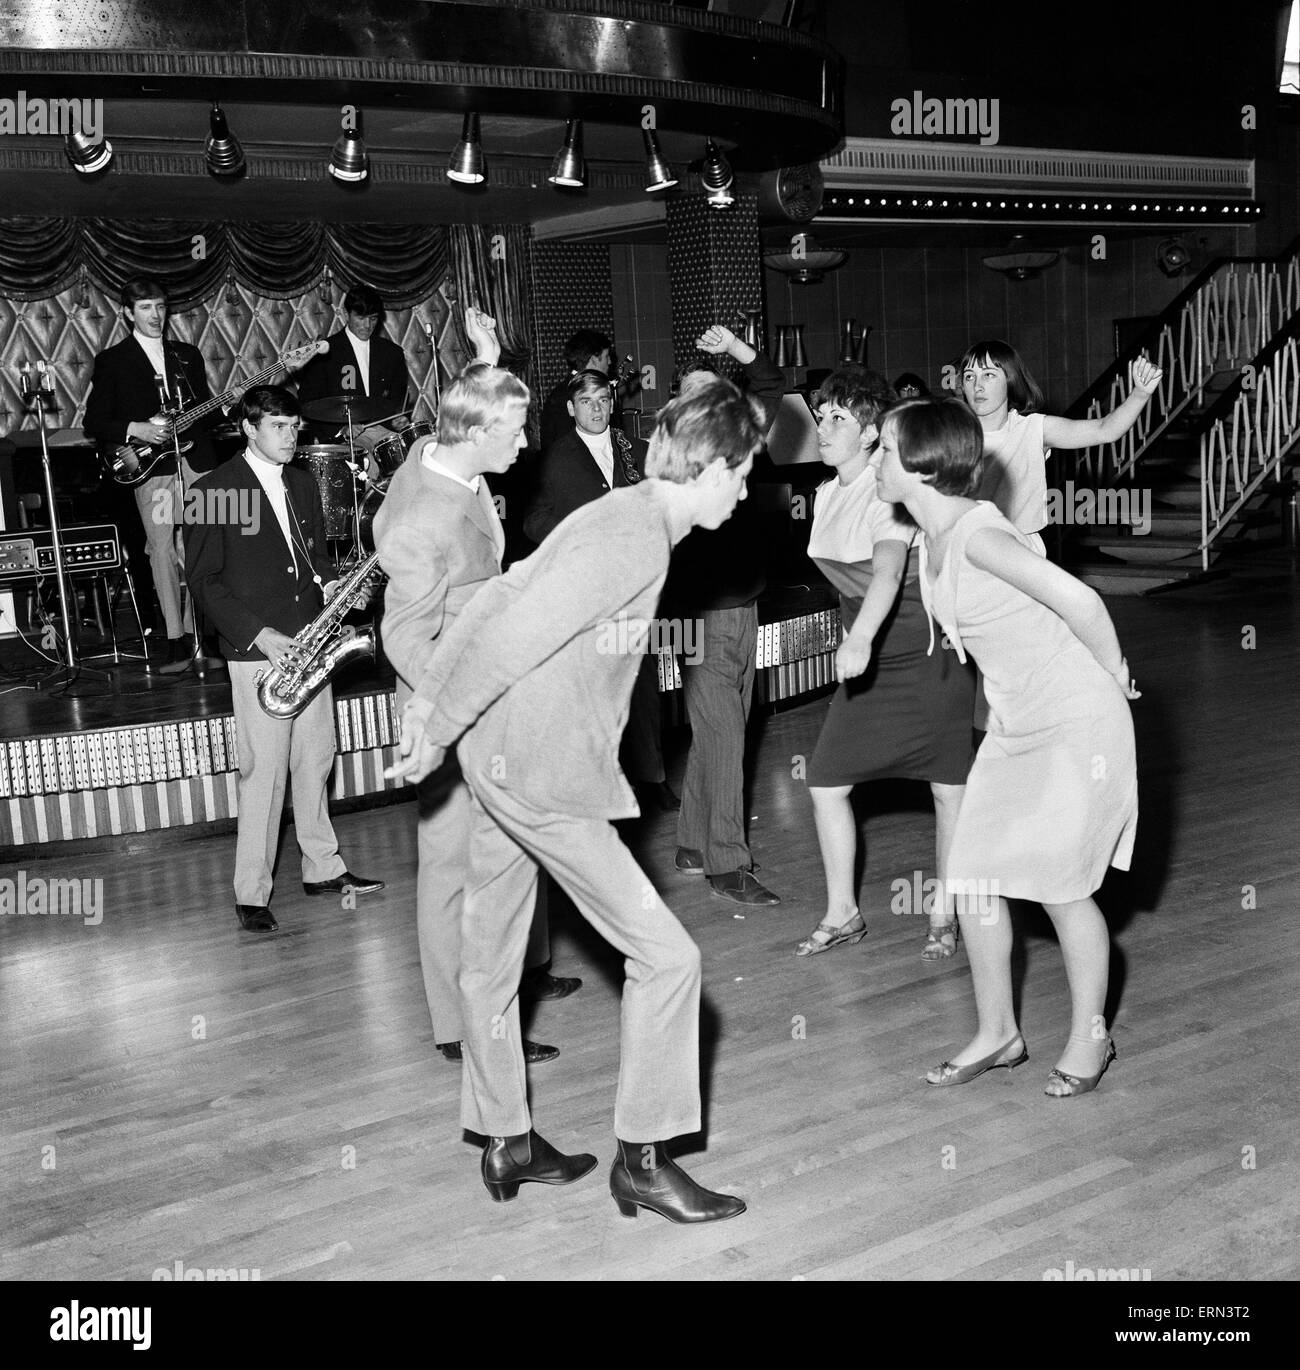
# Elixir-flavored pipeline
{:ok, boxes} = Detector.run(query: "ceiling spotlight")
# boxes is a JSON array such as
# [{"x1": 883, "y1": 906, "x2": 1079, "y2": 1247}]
[
  {"x1": 700, "y1": 139, "x2": 734, "y2": 209},
  {"x1": 204, "y1": 105, "x2": 245, "y2": 178},
  {"x1": 642, "y1": 127, "x2": 678, "y2": 193},
  {"x1": 548, "y1": 118, "x2": 586, "y2": 188},
  {"x1": 1156, "y1": 238, "x2": 1194, "y2": 277},
  {"x1": 447, "y1": 111, "x2": 485, "y2": 185},
  {"x1": 65, "y1": 129, "x2": 112, "y2": 175},
  {"x1": 328, "y1": 123, "x2": 368, "y2": 182}
]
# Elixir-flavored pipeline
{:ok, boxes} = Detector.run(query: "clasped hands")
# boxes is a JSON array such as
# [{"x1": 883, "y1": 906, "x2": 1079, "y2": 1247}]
[{"x1": 384, "y1": 702, "x2": 446, "y2": 785}]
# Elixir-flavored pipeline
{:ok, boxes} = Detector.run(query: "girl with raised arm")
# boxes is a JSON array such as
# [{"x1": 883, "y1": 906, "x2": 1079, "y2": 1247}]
[
  {"x1": 874, "y1": 399, "x2": 1139, "y2": 1098},
  {"x1": 960, "y1": 340, "x2": 1161, "y2": 553}
]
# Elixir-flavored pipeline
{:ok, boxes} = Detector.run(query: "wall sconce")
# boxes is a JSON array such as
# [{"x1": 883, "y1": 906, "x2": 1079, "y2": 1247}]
[
  {"x1": 774, "y1": 324, "x2": 808, "y2": 369},
  {"x1": 839, "y1": 319, "x2": 873, "y2": 365},
  {"x1": 1156, "y1": 238, "x2": 1195, "y2": 277},
  {"x1": 205, "y1": 105, "x2": 245, "y2": 177},
  {"x1": 448, "y1": 111, "x2": 486, "y2": 185}
]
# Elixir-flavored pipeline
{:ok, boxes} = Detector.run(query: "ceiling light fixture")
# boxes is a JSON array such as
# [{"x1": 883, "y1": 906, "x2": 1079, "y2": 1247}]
[
  {"x1": 642, "y1": 127, "x2": 678, "y2": 193},
  {"x1": 982, "y1": 233, "x2": 1060, "y2": 281},
  {"x1": 65, "y1": 129, "x2": 112, "y2": 174},
  {"x1": 328, "y1": 118, "x2": 368, "y2": 182},
  {"x1": 548, "y1": 118, "x2": 586, "y2": 187},
  {"x1": 447, "y1": 111, "x2": 485, "y2": 185},
  {"x1": 700, "y1": 138, "x2": 734, "y2": 209},
  {"x1": 204, "y1": 105, "x2": 245, "y2": 177}
]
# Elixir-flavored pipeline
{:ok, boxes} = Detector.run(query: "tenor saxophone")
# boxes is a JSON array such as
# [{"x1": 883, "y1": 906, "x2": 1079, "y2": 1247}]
[{"x1": 255, "y1": 552, "x2": 385, "y2": 719}]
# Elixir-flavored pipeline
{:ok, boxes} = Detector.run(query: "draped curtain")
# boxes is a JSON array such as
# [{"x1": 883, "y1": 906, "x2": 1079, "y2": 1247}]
[
  {"x1": 0, "y1": 218, "x2": 449, "y2": 308},
  {"x1": 448, "y1": 223, "x2": 540, "y2": 441}
]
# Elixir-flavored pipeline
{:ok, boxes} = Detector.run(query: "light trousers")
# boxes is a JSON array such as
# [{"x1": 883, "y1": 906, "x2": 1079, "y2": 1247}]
[
  {"x1": 228, "y1": 660, "x2": 346, "y2": 906},
  {"x1": 458, "y1": 775, "x2": 702, "y2": 1141}
]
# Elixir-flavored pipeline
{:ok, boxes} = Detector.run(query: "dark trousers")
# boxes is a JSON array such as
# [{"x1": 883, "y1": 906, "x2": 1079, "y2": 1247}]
[{"x1": 676, "y1": 604, "x2": 757, "y2": 876}]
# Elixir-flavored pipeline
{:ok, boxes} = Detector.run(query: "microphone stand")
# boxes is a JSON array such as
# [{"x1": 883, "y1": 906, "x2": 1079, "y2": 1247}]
[
  {"x1": 22, "y1": 360, "x2": 110, "y2": 694},
  {"x1": 164, "y1": 355, "x2": 211, "y2": 680}
]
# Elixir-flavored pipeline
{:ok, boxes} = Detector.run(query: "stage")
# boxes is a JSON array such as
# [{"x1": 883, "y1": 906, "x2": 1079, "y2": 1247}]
[
  {"x1": 0, "y1": 583, "x2": 840, "y2": 853},
  {"x1": 1, "y1": 551, "x2": 1296, "y2": 1283}
]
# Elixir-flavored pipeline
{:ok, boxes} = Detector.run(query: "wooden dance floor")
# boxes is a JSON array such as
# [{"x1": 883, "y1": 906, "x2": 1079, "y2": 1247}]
[{"x1": 2, "y1": 551, "x2": 1297, "y2": 1285}]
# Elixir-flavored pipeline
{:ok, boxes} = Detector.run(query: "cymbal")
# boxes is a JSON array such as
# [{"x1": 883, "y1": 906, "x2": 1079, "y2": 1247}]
[
  {"x1": 301, "y1": 394, "x2": 391, "y2": 425},
  {"x1": 6, "y1": 426, "x2": 95, "y2": 449}
]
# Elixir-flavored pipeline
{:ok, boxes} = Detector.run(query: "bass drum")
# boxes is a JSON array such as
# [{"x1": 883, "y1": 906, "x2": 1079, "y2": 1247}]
[{"x1": 358, "y1": 483, "x2": 386, "y2": 553}]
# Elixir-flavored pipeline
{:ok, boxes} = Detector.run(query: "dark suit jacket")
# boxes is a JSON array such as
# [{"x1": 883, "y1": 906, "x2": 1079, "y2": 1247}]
[
  {"x1": 295, "y1": 328, "x2": 410, "y2": 418},
  {"x1": 83, "y1": 335, "x2": 217, "y2": 477},
  {"x1": 523, "y1": 427, "x2": 648, "y2": 545},
  {"x1": 185, "y1": 453, "x2": 335, "y2": 662}
]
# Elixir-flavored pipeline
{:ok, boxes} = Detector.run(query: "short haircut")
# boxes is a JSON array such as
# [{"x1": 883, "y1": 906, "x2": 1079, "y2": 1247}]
[
  {"x1": 344, "y1": 285, "x2": 384, "y2": 318},
  {"x1": 811, "y1": 366, "x2": 897, "y2": 435},
  {"x1": 240, "y1": 384, "x2": 301, "y2": 429},
  {"x1": 645, "y1": 371, "x2": 764, "y2": 483},
  {"x1": 563, "y1": 329, "x2": 612, "y2": 372},
  {"x1": 438, "y1": 362, "x2": 531, "y2": 445},
  {"x1": 883, "y1": 398, "x2": 984, "y2": 497},
  {"x1": 567, "y1": 369, "x2": 612, "y2": 401},
  {"x1": 893, "y1": 372, "x2": 930, "y2": 398},
  {"x1": 959, "y1": 339, "x2": 1044, "y2": 413},
  {"x1": 121, "y1": 276, "x2": 167, "y2": 309}
]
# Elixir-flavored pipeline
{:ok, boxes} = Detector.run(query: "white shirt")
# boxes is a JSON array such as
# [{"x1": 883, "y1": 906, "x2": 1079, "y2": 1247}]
[
  {"x1": 575, "y1": 426, "x2": 615, "y2": 488},
  {"x1": 423, "y1": 451, "x2": 505, "y2": 561},
  {"x1": 346, "y1": 330, "x2": 371, "y2": 395},
  {"x1": 244, "y1": 450, "x2": 298, "y2": 575},
  {"x1": 133, "y1": 329, "x2": 169, "y2": 397}
]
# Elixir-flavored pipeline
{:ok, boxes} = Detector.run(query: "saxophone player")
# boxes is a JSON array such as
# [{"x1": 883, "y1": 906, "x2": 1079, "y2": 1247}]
[{"x1": 186, "y1": 385, "x2": 384, "y2": 932}]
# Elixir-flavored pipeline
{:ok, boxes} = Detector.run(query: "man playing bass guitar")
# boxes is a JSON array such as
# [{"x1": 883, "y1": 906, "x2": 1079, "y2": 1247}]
[{"x1": 83, "y1": 276, "x2": 221, "y2": 671}]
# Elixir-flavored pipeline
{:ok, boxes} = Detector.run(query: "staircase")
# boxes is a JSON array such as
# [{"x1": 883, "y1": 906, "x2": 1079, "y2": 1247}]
[{"x1": 1055, "y1": 236, "x2": 1300, "y2": 594}]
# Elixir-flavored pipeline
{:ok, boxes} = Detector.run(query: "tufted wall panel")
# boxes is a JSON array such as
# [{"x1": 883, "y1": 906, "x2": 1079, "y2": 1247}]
[
  {"x1": 0, "y1": 276, "x2": 463, "y2": 441},
  {"x1": 530, "y1": 241, "x2": 615, "y2": 403}
]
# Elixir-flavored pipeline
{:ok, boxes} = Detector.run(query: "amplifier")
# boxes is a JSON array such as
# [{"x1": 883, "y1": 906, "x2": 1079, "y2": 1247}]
[{"x1": 0, "y1": 523, "x2": 120, "y2": 584}]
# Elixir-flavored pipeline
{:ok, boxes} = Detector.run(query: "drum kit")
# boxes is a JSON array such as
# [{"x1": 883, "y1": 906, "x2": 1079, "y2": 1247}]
[{"x1": 287, "y1": 395, "x2": 434, "y2": 561}]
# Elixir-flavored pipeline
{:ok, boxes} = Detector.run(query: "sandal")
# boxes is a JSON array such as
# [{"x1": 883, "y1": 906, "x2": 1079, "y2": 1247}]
[
  {"x1": 921, "y1": 920, "x2": 959, "y2": 960},
  {"x1": 795, "y1": 912, "x2": 867, "y2": 958}
]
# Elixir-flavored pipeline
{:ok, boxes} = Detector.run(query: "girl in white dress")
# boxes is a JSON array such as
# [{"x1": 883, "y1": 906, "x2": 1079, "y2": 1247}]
[
  {"x1": 960, "y1": 340, "x2": 1162, "y2": 551},
  {"x1": 874, "y1": 399, "x2": 1141, "y2": 1098}
]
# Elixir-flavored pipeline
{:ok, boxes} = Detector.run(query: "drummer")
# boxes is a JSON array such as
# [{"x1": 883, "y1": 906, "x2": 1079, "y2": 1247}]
[{"x1": 293, "y1": 284, "x2": 415, "y2": 472}]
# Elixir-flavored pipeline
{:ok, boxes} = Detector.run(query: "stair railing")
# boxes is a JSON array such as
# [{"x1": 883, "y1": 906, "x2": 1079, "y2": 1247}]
[
  {"x1": 1198, "y1": 309, "x2": 1300, "y2": 569},
  {"x1": 1068, "y1": 236, "x2": 1300, "y2": 489}
]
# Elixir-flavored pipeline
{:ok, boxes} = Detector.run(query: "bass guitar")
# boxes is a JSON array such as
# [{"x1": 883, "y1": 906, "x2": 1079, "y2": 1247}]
[{"x1": 104, "y1": 340, "x2": 327, "y2": 486}]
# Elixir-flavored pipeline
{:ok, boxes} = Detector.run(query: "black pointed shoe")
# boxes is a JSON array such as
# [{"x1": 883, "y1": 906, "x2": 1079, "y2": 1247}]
[
  {"x1": 437, "y1": 1039, "x2": 560, "y2": 1064},
  {"x1": 707, "y1": 869, "x2": 781, "y2": 906},
  {"x1": 302, "y1": 871, "x2": 385, "y2": 896},
  {"x1": 235, "y1": 904, "x2": 278, "y2": 932},
  {"x1": 520, "y1": 966, "x2": 583, "y2": 1001},
  {"x1": 481, "y1": 1129, "x2": 597, "y2": 1202},
  {"x1": 674, "y1": 847, "x2": 705, "y2": 874},
  {"x1": 610, "y1": 1140, "x2": 746, "y2": 1223}
]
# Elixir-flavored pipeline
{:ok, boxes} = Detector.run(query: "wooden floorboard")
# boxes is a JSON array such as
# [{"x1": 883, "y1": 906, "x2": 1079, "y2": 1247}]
[{"x1": 2, "y1": 552, "x2": 1298, "y2": 1282}]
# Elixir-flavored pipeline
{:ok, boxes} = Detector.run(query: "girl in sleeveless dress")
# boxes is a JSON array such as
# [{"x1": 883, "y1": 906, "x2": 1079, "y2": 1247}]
[
  {"x1": 797, "y1": 369, "x2": 976, "y2": 960},
  {"x1": 874, "y1": 399, "x2": 1140, "y2": 1098},
  {"x1": 960, "y1": 339, "x2": 1163, "y2": 551}
]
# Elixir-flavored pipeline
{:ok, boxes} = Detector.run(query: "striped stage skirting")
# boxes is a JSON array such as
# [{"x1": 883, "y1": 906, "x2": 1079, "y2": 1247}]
[{"x1": 0, "y1": 601, "x2": 841, "y2": 849}]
